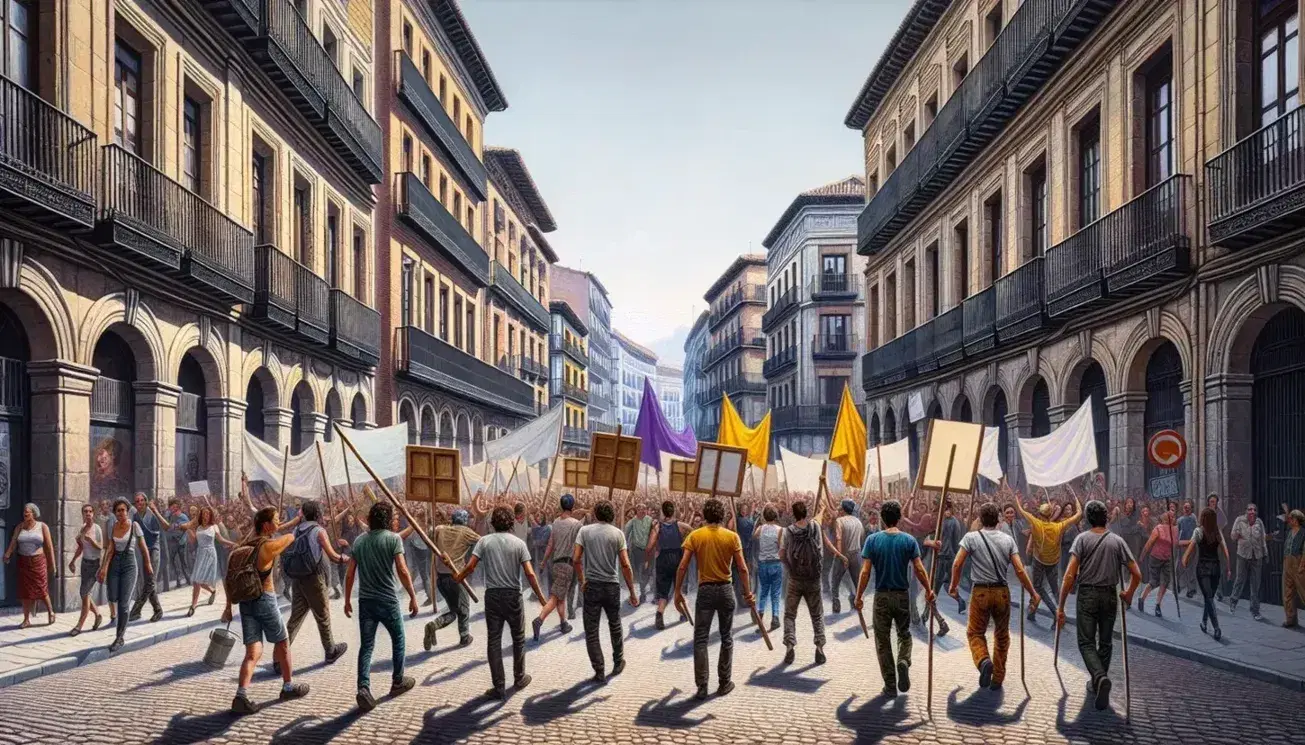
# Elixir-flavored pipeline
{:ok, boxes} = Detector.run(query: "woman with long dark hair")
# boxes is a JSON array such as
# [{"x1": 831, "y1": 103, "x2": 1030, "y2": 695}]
[
  {"x1": 98, "y1": 497, "x2": 154, "y2": 652},
  {"x1": 1182, "y1": 507, "x2": 1232, "y2": 639}
]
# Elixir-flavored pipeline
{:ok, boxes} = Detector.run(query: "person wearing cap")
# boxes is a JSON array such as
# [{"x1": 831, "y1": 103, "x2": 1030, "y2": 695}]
[
  {"x1": 426, "y1": 508, "x2": 480, "y2": 649},
  {"x1": 533, "y1": 494, "x2": 582, "y2": 640},
  {"x1": 1015, "y1": 492, "x2": 1081, "y2": 621}
]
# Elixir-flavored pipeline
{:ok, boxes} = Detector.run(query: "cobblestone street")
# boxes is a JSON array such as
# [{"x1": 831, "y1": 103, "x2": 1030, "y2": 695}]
[{"x1": 1, "y1": 593, "x2": 1301, "y2": 745}]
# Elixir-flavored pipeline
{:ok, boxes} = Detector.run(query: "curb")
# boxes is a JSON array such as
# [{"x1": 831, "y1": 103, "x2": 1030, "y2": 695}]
[{"x1": 0, "y1": 600, "x2": 291, "y2": 689}]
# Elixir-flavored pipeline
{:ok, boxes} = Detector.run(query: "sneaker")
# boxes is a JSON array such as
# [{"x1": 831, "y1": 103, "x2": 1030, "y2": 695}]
[
  {"x1": 107, "y1": 638, "x2": 124, "y2": 654},
  {"x1": 832, "y1": 598, "x2": 841, "y2": 614},
  {"x1": 424, "y1": 622, "x2": 437, "y2": 652},
  {"x1": 591, "y1": 670, "x2": 606, "y2": 684},
  {"x1": 880, "y1": 686, "x2": 898, "y2": 698},
  {"x1": 694, "y1": 686, "x2": 710, "y2": 700},
  {"x1": 1213, "y1": 627, "x2": 1222, "y2": 641},
  {"x1": 390, "y1": 676, "x2": 416, "y2": 697},
  {"x1": 279, "y1": 682, "x2": 309, "y2": 700},
  {"x1": 610, "y1": 660, "x2": 625, "y2": 678},
  {"x1": 814, "y1": 648, "x2": 827, "y2": 666},
  {"x1": 1026, "y1": 609, "x2": 1037, "y2": 623},
  {"x1": 1252, "y1": 612, "x2": 1264, "y2": 622},
  {"x1": 356, "y1": 688, "x2": 377, "y2": 712},
  {"x1": 514, "y1": 674, "x2": 532, "y2": 691},
  {"x1": 231, "y1": 694, "x2": 258, "y2": 715},
  {"x1": 485, "y1": 687, "x2": 506, "y2": 700},
  {"x1": 1154, "y1": 605, "x2": 1163, "y2": 618},
  {"x1": 937, "y1": 620, "x2": 950, "y2": 637},
  {"x1": 1185, "y1": 589, "x2": 1196, "y2": 599},
  {"x1": 1200, "y1": 621, "x2": 1208, "y2": 634},
  {"x1": 783, "y1": 647, "x2": 795, "y2": 664},
  {"x1": 769, "y1": 616, "x2": 780, "y2": 632},
  {"x1": 149, "y1": 610, "x2": 164, "y2": 623},
  {"x1": 532, "y1": 617, "x2": 543, "y2": 642},
  {"x1": 896, "y1": 660, "x2": 911, "y2": 692},
  {"x1": 560, "y1": 622, "x2": 574, "y2": 635},
  {"x1": 1135, "y1": 595, "x2": 1144, "y2": 613},
  {"x1": 655, "y1": 612, "x2": 665, "y2": 630},
  {"x1": 717, "y1": 681, "x2": 735, "y2": 697},
  {"x1": 1094, "y1": 677, "x2": 1113, "y2": 711},
  {"x1": 978, "y1": 659, "x2": 993, "y2": 689},
  {"x1": 459, "y1": 634, "x2": 474, "y2": 647},
  {"x1": 326, "y1": 643, "x2": 348, "y2": 664}
]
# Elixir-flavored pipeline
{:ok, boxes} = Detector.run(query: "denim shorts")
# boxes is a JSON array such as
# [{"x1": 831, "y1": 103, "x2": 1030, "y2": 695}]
[{"x1": 239, "y1": 592, "x2": 287, "y2": 645}]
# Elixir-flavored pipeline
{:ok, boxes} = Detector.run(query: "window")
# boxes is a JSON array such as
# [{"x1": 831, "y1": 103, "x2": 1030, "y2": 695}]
[
  {"x1": 323, "y1": 25, "x2": 338, "y2": 69},
  {"x1": 1027, "y1": 160, "x2": 1048, "y2": 258},
  {"x1": 884, "y1": 143, "x2": 897, "y2": 172},
  {"x1": 3, "y1": 0, "x2": 34, "y2": 88},
  {"x1": 453, "y1": 296, "x2": 464, "y2": 348},
  {"x1": 985, "y1": 2, "x2": 1003, "y2": 48},
  {"x1": 1256, "y1": 0, "x2": 1299, "y2": 126},
  {"x1": 952, "y1": 54, "x2": 969, "y2": 89},
  {"x1": 182, "y1": 96, "x2": 202, "y2": 193},
  {"x1": 822, "y1": 254, "x2": 846, "y2": 277},
  {"x1": 465, "y1": 205, "x2": 475, "y2": 238},
  {"x1": 438, "y1": 74, "x2": 447, "y2": 103},
  {"x1": 819, "y1": 376, "x2": 846, "y2": 406},
  {"x1": 926, "y1": 242, "x2": 940, "y2": 318},
  {"x1": 423, "y1": 275, "x2": 434, "y2": 332},
  {"x1": 954, "y1": 219, "x2": 970, "y2": 301},
  {"x1": 902, "y1": 120, "x2": 916, "y2": 151},
  {"x1": 420, "y1": 154, "x2": 431, "y2": 187},
  {"x1": 453, "y1": 192, "x2": 462, "y2": 223},
  {"x1": 325, "y1": 206, "x2": 339, "y2": 287},
  {"x1": 352, "y1": 227, "x2": 366, "y2": 299},
  {"x1": 251, "y1": 150, "x2": 270, "y2": 244},
  {"x1": 402, "y1": 21, "x2": 413, "y2": 57},
  {"x1": 1077, "y1": 113, "x2": 1102, "y2": 228},
  {"x1": 821, "y1": 315, "x2": 850, "y2": 350},
  {"x1": 466, "y1": 303, "x2": 475, "y2": 355},
  {"x1": 113, "y1": 39, "x2": 143, "y2": 154},
  {"x1": 1144, "y1": 48, "x2": 1174, "y2": 187},
  {"x1": 402, "y1": 134, "x2": 413, "y2": 173},
  {"x1": 439, "y1": 174, "x2": 448, "y2": 205},
  {"x1": 985, "y1": 191, "x2": 1003, "y2": 283},
  {"x1": 924, "y1": 93, "x2": 938, "y2": 127},
  {"x1": 401, "y1": 258, "x2": 414, "y2": 326},
  {"x1": 453, "y1": 96, "x2": 461, "y2": 124},
  {"x1": 465, "y1": 115, "x2": 474, "y2": 145},
  {"x1": 293, "y1": 182, "x2": 311, "y2": 266},
  {"x1": 352, "y1": 68, "x2": 364, "y2": 100},
  {"x1": 439, "y1": 285, "x2": 448, "y2": 339},
  {"x1": 421, "y1": 49, "x2": 432, "y2": 82}
]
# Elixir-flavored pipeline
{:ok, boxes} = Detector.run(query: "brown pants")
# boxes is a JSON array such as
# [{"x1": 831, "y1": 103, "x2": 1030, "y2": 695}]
[
  {"x1": 1285, "y1": 555, "x2": 1305, "y2": 624},
  {"x1": 966, "y1": 585, "x2": 1011, "y2": 684},
  {"x1": 286, "y1": 574, "x2": 335, "y2": 653}
]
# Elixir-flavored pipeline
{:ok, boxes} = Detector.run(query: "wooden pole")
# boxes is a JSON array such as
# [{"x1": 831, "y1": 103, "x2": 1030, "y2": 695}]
[
  {"x1": 500, "y1": 457, "x2": 522, "y2": 500},
  {"x1": 333, "y1": 423, "x2": 479, "y2": 603},
  {"x1": 1019, "y1": 584, "x2": 1027, "y2": 694},
  {"x1": 313, "y1": 441, "x2": 336, "y2": 546},
  {"x1": 539, "y1": 455, "x2": 561, "y2": 515},
  {"x1": 1120, "y1": 574, "x2": 1131, "y2": 721},
  {"x1": 340, "y1": 436, "x2": 357, "y2": 507},
  {"x1": 925, "y1": 445, "x2": 957, "y2": 721},
  {"x1": 721, "y1": 471, "x2": 772, "y2": 651},
  {"x1": 276, "y1": 446, "x2": 290, "y2": 513}
]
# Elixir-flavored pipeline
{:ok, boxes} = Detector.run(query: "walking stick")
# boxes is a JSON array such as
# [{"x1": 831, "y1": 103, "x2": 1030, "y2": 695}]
[
  {"x1": 333, "y1": 423, "x2": 479, "y2": 603},
  {"x1": 857, "y1": 604, "x2": 870, "y2": 639},
  {"x1": 276, "y1": 446, "x2": 290, "y2": 512},
  {"x1": 1120, "y1": 578, "x2": 1131, "y2": 721},
  {"x1": 340, "y1": 436, "x2": 357, "y2": 506},
  {"x1": 1019, "y1": 584, "x2": 1027, "y2": 694},
  {"x1": 1052, "y1": 607, "x2": 1063, "y2": 685},
  {"x1": 925, "y1": 445, "x2": 956, "y2": 721},
  {"x1": 313, "y1": 441, "x2": 336, "y2": 547},
  {"x1": 725, "y1": 484, "x2": 772, "y2": 651}
]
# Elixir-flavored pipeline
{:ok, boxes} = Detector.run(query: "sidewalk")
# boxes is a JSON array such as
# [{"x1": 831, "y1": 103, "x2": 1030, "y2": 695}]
[
  {"x1": 1005, "y1": 587, "x2": 1305, "y2": 691},
  {"x1": 0, "y1": 585, "x2": 289, "y2": 689}
]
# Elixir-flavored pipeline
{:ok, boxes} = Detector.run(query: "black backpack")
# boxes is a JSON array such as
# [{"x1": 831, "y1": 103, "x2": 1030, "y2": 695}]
[
  {"x1": 281, "y1": 524, "x2": 322, "y2": 579},
  {"x1": 788, "y1": 523, "x2": 822, "y2": 580}
]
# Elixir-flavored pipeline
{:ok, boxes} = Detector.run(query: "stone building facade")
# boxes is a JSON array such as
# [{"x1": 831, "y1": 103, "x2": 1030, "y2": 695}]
[
  {"x1": 614, "y1": 329, "x2": 658, "y2": 429},
  {"x1": 681, "y1": 311, "x2": 710, "y2": 439},
  {"x1": 697, "y1": 255, "x2": 768, "y2": 440},
  {"x1": 550, "y1": 265, "x2": 615, "y2": 430},
  {"x1": 549, "y1": 300, "x2": 590, "y2": 456}
]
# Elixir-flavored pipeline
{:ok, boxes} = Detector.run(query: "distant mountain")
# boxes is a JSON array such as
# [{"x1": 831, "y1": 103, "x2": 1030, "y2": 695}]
[{"x1": 647, "y1": 326, "x2": 689, "y2": 365}]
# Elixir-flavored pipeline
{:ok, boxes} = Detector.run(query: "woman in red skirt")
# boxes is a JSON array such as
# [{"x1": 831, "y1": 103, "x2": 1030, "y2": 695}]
[{"x1": 3, "y1": 502, "x2": 57, "y2": 628}]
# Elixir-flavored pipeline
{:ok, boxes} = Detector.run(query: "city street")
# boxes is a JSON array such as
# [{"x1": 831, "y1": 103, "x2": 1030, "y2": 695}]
[{"x1": 1, "y1": 592, "x2": 1301, "y2": 745}]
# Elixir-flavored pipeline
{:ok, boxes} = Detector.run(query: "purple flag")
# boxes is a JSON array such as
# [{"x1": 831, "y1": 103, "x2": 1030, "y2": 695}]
[{"x1": 634, "y1": 377, "x2": 697, "y2": 470}]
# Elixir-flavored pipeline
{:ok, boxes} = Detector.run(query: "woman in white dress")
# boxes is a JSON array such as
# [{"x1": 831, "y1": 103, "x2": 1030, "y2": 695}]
[{"x1": 175, "y1": 505, "x2": 235, "y2": 616}]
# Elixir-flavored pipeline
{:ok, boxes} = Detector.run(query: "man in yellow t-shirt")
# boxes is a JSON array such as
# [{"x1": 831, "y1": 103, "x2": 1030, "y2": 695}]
[
  {"x1": 1016, "y1": 492, "x2": 1081, "y2": 622},
  {"x1": 674, "y1": 498, "x2": 752, "y2": 701}
]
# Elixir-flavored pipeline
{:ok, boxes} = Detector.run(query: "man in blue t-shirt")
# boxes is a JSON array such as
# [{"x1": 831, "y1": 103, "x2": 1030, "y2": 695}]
[{"x1": 854, "y1": 500, "x2": 934, "y2": 698}]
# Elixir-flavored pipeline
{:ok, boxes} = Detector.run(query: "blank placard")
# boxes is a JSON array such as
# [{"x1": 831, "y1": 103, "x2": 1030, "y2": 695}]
[
  {"x1": 693, "y1": 442, "x2": 748, "y2": 497},
  {"x1": 588, "y1": 432, "x2": 643, "y2": 491},
  {"x1": 916, "y1": 419, "x2": 984, "y2": 495},
  {"x1": 562, "y1": 458, "x2": 590, "y2": 489}
]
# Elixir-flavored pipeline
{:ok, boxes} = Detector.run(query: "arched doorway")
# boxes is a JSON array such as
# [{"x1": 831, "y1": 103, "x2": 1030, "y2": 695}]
[
  {"x1": 420, "y1": 404, "x2": 437, "y2": 446},
  {"x1": 1143, "y1": 341, "x2": 1185, "y2": 502},
  {"x1": 398, "y1": 399, "x2": 417, "y2": 445},
  {"x1": 0, "y1": 302, "x2": 31, "y2": 604},
  {"x1": 472, "y1": 416, "x2": 485, "y2": 463},
  {"x1": 1030, "y1": 378, "x2": 1051, "y2": 437},
  {"x1": 953, "y1": 394, "x2": 973, "y2": 423},
  {"x1": 883, "y1": 408, "x2": 897, "y2": 442},
  {"x1": 988, "y1": 389, "x2": 1009, "y2": 475},
  {"x1": 927, "y1": 401, "x2": 943, "y2": 421},
  {"x1": 90, "y1": 330, "x2": 137, "y2": 502},
  {"x1": 456, "y1": 415, "x2": 472, "y2": 462},
  {"x1": 351, "y1": 392, "x2": 367, "y2": 429},
  {"x1": 869, "y1": 412, "x2": 881, "y2": 446},
  {"x1": 1251, "y1": 307, "x2": 1305, "y2": 605},
  {"x1": 244, "y1": 368, "x2": 276, "y2": 444},
  {"x1": 324, "y1": 389, "x2": 342, "y2": 443},
  {"x1": 176, "y1": 352, "x2": 209, "y2": 494},
  {"x1": 290, "y1": 381, "x2": 314, "y2": 455},
  {"x1": 1078, "y1": 361, "x2": 1110, "y2": 484},
  {"x1": 438, "y1": 411, "x2": 454, "y2": 449}
]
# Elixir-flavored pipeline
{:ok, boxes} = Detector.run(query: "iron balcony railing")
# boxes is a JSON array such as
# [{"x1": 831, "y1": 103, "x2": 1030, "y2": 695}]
[
  {"x1": 397, "y1": 326, "x2": 535, "y2": 417},
  {"x1": 329, "y1": 289, "x2": 381, "y2": 366},
  {"x1": 397, "y1": 172, "x2": 489, "y2": 285},
  {"x1": 722, "y1": 374, "x2": 767, "y2": 397},
  {"x1": 513, "y1": 355, "x2": 548, "y2": 380},
  {"x1": 98, "y1": 144, "x2": 254, "y2": 305},
  {"x1": 995, "y1": 256, "x2": 1046, "y2": 341},
  {"x1": 761, "y1": 287, "x2": 800, "y2": 331},
  {"x1": 490, "y1": 260, "x2": 550, "y2": 332},
  {"x1": 0, "y1": 357, "x2": 25, "y2": 417},
  {"x1": 295, "y1": 259, "x2": 330, "y2": 344},
  {"x1": 562, "y1": 426, "x2": 589, "y2": 445},
  {"x1": 0, "y1": 74, "x2": 97, "y2": 227},
  {"x1": 253, "y1": 244, "x2": 298, "y2": 331},
  {"x1": 772, "y1": 405, "x2": 841, "y2": 432},
  {"x1": 550, "y1": 333, "x2": 588, "y2": 364},
  {"x1": 590, "y1": 420, "x2": 618, "y2": 434},
  {"x1": 553, "y1": 378, "x2": 589, "y2": 404},
  {"x1": 810, "y1": 273, "x2": 858, "y2": 298},
  {"x1": 396, "y1": 52, "x2": 488, "y2": 200},
  {"x1": 962, "y1": 286, "x2": 997, "y2": 354},
  {"x1": 90, "y1": 377, "x2": 133, "y2": 426},
  {"x1": 176, "y1": 391, "x2": 206, "y2": 433},
  {"x1": 702, "y1": 327, "x2": 765, "y2": 370},
  {"x1": 913, "y1": 321, "x2": 937, "y2": 374},
  {"x1": 710, "y1": 285, "x2": 766, "y2": 329},
  {"x1": 1207, "y1": 105, "x2": 1305, "y2": 247},
  {"x1": 934, "y1": 305, "x2": 965, "y2": 367},
  {"x1": 812, "y1": 333, "x2": 859, "y2": 358},
  {"x1": 763, "y1": 346, "x2": 797, "y2": 378}
]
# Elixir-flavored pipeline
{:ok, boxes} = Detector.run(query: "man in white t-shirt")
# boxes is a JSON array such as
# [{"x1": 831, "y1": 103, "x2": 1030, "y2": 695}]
[{"x1": 948, "y1": 503, "x2": 1039, "y2": 691}]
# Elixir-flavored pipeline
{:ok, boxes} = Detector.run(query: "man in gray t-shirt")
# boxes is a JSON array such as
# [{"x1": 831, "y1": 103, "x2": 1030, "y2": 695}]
[
  {"x1": 574, "y1": 500, "x2": 639, "y2": 682},
  {"x1": 453, "y1": 507, "x2": 545, "y2": 698},
  {"x1": 533, "y1": 495, "x2": 583, "y2": 640},
  {"x1": 830, "y1": 501, "x2": 866, "y2": 612}
]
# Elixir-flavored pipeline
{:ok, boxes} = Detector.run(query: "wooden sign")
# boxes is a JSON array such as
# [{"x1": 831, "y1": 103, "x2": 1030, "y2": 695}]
[
  {"x1": 406, "y1": 446, "x2": 460, "y2": 504},
  {"x1": 693, "y1": 442, "x2": 748, "y2": 497},
  {"x1": 668, "y1": 459, "x2": 697, "y2": 493},
  {"x1": 562, "y1": 457, "x2": 591, "y2": 489},
  {"x1": 588, "y1": 431, "x2": 642, "y2": 491},
  {"x1": 915, "y1": 419, "x2": 983, "y2": 495}
]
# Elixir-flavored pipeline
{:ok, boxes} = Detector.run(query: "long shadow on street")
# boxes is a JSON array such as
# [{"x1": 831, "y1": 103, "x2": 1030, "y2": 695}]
[
  {"x1": 834, "y1": 692, "x2": 923, "y2": 745},
  {"x1": 519, "y1": 679, "x2": 610, "y2": 725},
  {"x1": 150, "y1": 700, "x2": 287, "y2": 745},
  {"x1": 745, "y1": 661, "x2": 828, "y2": 694},
  {"x1": 944, "y1": 685, "x2": 1029, "y2": 727},
  {"x1": 411, "y1": 696, "x2": 510, "y2": 744},
  {"x1": 270, "y1": 710, "x2": 365, "y2": 745},
  {"x1": 633, "y1": 687, "x2": 716, "y2": 729}
]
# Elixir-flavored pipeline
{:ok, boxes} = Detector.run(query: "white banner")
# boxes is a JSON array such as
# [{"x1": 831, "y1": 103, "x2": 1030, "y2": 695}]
[
  {"x1": 1017, "y1": 401, "x2": 1099, "y2": 487},
  {"x1": 483, "y1": 405, "x2": 564, "y2": 466},
  {"x1": 242, "y1": 424, "x2": 408, "y2": 496},
  {"x1": 978, "y1": 426, "x2": 1004, "y2": 482},
  {"x1": 865, "y1": 438, "x2": 911, "y2": 488},
  {"x1": 779, "y1": 447, "x2": 824, "y2": 494},
  {"x1": 908, "y1": 392, "x2": 926, "y2": 423}
]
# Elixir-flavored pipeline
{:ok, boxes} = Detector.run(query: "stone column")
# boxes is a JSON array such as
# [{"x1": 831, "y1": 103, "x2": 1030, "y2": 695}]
[
  {"x1": 26, "y1": 360, "x2": 96, "y2": 611},
  {"x1": 1106, "y1": 392, "x2": 1148, "y2": 495},
  {"x1": 1047, "y1": 404, "x2": 1076, "y2": 428},
  {"x1": 302, "y1": 412, "x2": 329, "y2": 447},
  {"x1": 1179, "y1": 379, "x2": 1195, "y2": 502},
  {"x1": 263, "y1": 407, "x2": 294, "y2": 451},
  {"x1": 206, "y1": 397, "x2": 247, "y2": 500},
  {"x1": 1005, "y1": 411, "x2": 1032, "y2": 488},
  {"x1": 134, "y1": 381, "x2": 180, "y2": 502},
  {"x1": 1203, "y1": 373, "x2": 1253, "y2": 515}
]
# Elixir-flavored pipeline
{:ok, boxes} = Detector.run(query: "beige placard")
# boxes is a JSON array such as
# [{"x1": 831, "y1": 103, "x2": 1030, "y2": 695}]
[
  {"x1": 915, "y1": 419, "x2": 984, "y2": 495},
  {"x1": 668, "y1": 459, "x2": 697, "y2": 493},
  {"x1": 562, "y1": 457, "x2": 591, "y2": 489},
  {"x1": 588, "y1": 432, "x2": 643, "y2": 491},
  {"x1": 406, "y1": 446, "x2": 461, "y2": 504},
  {"x1": 693, "y1": 442, "x2": 748, "y2": 497}
]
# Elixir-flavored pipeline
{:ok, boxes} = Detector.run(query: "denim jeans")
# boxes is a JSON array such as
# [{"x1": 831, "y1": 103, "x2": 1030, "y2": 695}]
[
  {"x1": 105, "y1": 548, "x2": 137, "y2": 640},
  {"x1": 485, "y1": 588, "x2": 526, "y2": 691},
  {"x1": 1196, "y1": 561, "x2": 1221, "y2": 630},
  {"x1": 357, "y1": 598, "x2": 405, "y2": 691},
  {"x1": 239, "y1": 591, "x2": 287, "y2": 645},
  {"x1": 1075, "y1": 585, "x2": 1118, "y2": 688},
  {"x1": 756, "y1": 561, "x2": 783, "y2": 618},
  {"x1": 872, "y1": 589, "x2": 911, "y2": 689},
  {"x1": 1231, "y1": 555, "x2": 1264, "y2": 614},
  {"x1": 130, "y1": 546, "x2": 161, "y2": 617},
  {"x1": 693, "y1": 583, "x2": 735, "y2": 689},
  {"x1": 1030, "y1": 560, "x2": 1060, "y2": 614},
  {"x1": 782, "y1": 576, "x2": 826, "y2": 650},
  {"x1": 582, "y1": 581, "x2": 623, "y2": 673},
  {"x1": 435, "y1": 573, "x2": 470, "y2": 637}
]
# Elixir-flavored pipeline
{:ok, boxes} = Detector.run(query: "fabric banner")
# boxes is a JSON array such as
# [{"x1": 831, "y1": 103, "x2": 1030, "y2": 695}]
[
  {"x1": 242, "y1": 423, "x2": 408, "y2": 496},
  {"x1": 483, "y1": 405, "x2": 564, "y2": 466},
  {"x1": 908, "y1": 392, "x2": 926, "y2": 423},
  {"x1": 978, "y1": 426, "x2": 1004, "y2": 482},
  {"x1": 828, "y1": 383, "x2": 867, "y2": 489},
  {"x1": 634, "y1": 377, "x2": 698, "y2": 470},
  {"x1": 718, "y1": 395, "x2": 772, "y2": 469},
  {"x1": 780, "y1": 447, "x2": 823, "y2": 494},
  {"x1": 1017, "y1": 401, "x2": 1099, "y2": 487},
  {"x1": 865, "y1": 438, "x2": 911, "y2": 488}
]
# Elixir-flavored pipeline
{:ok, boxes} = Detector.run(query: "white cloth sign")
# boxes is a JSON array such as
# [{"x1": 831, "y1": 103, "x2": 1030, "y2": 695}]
[
  {"x1": 187, "y1": 480, "x2": 210, "y2": 497},
  {"x1": 779, "y1": 447, "x2": 824, "y2": 494},
  {"x1": 1017, "y1": 401, "x2": 1099, "y2": 487},
  {"x1": 908, "y1": 392, "x2": 926, "y2": 423},
  {"x1": 483, "y1": 405, "x2": 564, "y2": 466},
  {"x1": 865, "y1": 438, "x2": 911, "y2": 487},
  {"x1": 242, "y1": 424, "x2": 408, "y2": 495},
  {"x1": 978, "y1": 427, "x2": 1004, "y2": 482}
]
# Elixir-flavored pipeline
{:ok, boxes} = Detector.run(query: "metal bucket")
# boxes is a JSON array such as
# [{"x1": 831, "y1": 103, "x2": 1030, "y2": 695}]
[{"x1": 203, "y1": 624, "x2": 239, "y2": 668}]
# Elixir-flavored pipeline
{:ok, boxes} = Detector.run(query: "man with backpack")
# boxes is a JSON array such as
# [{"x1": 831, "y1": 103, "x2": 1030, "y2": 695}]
[
  {"x1": 222, "y1": 507, "x2": 310, "y2": 715},
  {"x1": 780, "y1": 500, "x2": 827, "y2": 666},
  {"x1": 279, "y1": 500, "x2": 348, "y2": 675},
  {"x1": 946, "y1": 503, "x2": 1040, "y2": 691}
]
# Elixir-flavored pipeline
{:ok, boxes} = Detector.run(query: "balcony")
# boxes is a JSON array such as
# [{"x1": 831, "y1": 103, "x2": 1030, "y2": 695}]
[
  {"x1": 563, "y1": 426, "x2": 590, "y2": 446},
  {"x1": 201, "y1": 0, "x2": 260, "y2": 39},
  {"x1": 763, "y1": 346, "x2": 797, "y2": 378},
  {"x1": 396, "y1": 52, "x2": 488, "y2": 201},
  {"x1": 397, "y1": 326, "x2": 536, "y2": 417},
  {"x1": 397, "y1": 172, "x2": 489, "y2": 285},
  {"x1": 0, "y1": 75, "x2": 97, "y2": 229},
  {"x1": 330, "y1": 289, "x2": 381, "y2": 366},
  {"x1": 857, "y1": 0, "x2": 1120, "y2": 253},
  {"x1": 962, "y1": 286, "x2": 996, "y2": 355},
  {"x1": 252, "y1": 244, "x2": 298, "y2": 332},
  {"x1": 810, "y1": 273, "x2": 858, "y2": 300},
  {"x1": 995, "y1": 257, "x2": 1048, "y2": 342},
  {"x1": 176, "y1": 391, "x2": 206, "y2": 432},
  {"x1": 912, "y1": 321, "x2": 937, "y2": 374},
  {"x1": 933, "y1": 305, "x2": 965, "y2": 368},
  {"x1": 1045, "y1": 174, "x2": 1191, "y2": 318},
  {"x1": 861, "y1": 335, "x2": 912, "y2": 390},
  {"x1": 773, "y1": 405, "x2": 840, "y2": 433},
  {"x1": 812, "y1": 333, "x2": 859, "y2": 360},
  {"x1": 761, "y1": 287, "x2": 800, "y2": 332},
  {"x1": 489, "y1": 261, "x2": 550, "y2": 332},
  {"x1": 550, "y1": 333, "x2": 588, "y2": 365},
  {"x1": 95, "y1": 145, "x2": 255, "y2": 306},
  {"x1": 709, "y1": 286, "x2": 766, "y2": 330},
  {"x1": 553, "y1": 379, "x2": 589, "y2": 404},
  {"x1": 295, "y1": 260, "x2": 330, "y2": 345},
  {"x1": 513, "y1": 355, "x2": 548, "y2": 381},
  {"x1": 1207, "y1": 106, "x2": 1305, "y2": 248},
  {"x1": 90, "y1": 377, "x2": 133, "y2": 425},
  {"x1": 242, "y1": 0, "x2": 382, "y2": 182},
  {"x1": 702, "y1": 327, "x2": 765, "y2": 371}
]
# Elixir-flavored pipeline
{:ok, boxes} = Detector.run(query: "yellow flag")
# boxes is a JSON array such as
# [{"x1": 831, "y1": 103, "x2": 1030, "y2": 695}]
[
  {"x1": 828, "y1": 382, "x2": 867, "y2": 489},
  {"x1": 717, "y1": 394, "x2": 772, "y2": 470}
]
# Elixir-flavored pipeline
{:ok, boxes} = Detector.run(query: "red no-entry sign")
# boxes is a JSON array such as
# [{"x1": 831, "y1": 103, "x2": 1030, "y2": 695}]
[{"x1": 1147, "y1": 429, "x2": 1187, "y2": 469}]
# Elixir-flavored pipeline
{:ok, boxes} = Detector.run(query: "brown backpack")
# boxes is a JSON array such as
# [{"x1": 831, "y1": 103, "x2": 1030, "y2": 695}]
[{"x1": 224, "y1": 538, "x2": 267, "y2": 604}]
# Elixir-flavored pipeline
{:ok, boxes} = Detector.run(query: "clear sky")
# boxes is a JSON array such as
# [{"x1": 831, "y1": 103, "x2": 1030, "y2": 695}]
[{"x1": 461, "y1": 0, "x2": 908, "y2": 362}]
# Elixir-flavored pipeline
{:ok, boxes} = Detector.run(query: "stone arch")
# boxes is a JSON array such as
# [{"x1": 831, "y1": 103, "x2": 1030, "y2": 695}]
[
  {"x1": 79, "y1": 294, "x2": 165, "y2": 381},
  {"x1": 420, "y1": 403, "x2": 437, "y2": 446},
  {"x1": 455, "y1": 412, "x2": 472, "y2": 461},
  {"x1": 290, "y1": 379, "x2": 315, "y2": 454},
  {"x1": 883, "y1": 407, "x2": 898, "y2": 442},
  {"x1": 1063, "y1": 356, "x2": 1113, "y2": 408},
  {"x1": 1118, "y1": 312, "x2": 1194, "y2": 393},
  {"x1": 1016, "y1": 373, "x2": 1052, "y2": 437},
  {"x1": 398, "y1": 397, "x2": 418, "y2": 444},
  {"x1": 472, "y1": 415, "x2": 485, "y2": 463},
  {"x1": 926, "y1": 400, "x2": 943, "y2": 420},
  {"x1": 165, "y1": 322, "x2": 227, "y2": 399},
  {"x1": 243, "y1": 366, "x2": 278, "y2": 443},
  {"x1": 1208, "y1": 265, "x2": 1305, "y2": 375},
  {"x1": 323, "y1": 387, "x2": 343, "y2": 442},
  {"x1": 438, "y1": 408, "x2": 455, "y2": 448},
  {"x1": 950, "y1": 392, "x2": 973, "y2": 422},
  {"x1": 869, "y1": 411, "x2": 881, "y2": 445},
  {"x1": 0, "y1": 260, "x2": 72, "y2": 362},
  {"x1": 351, "y1": 391, "x2": 368, "y2": 428},
  {"x1": 981, "y1": 382, "x2": 1010, "y2": 425}
]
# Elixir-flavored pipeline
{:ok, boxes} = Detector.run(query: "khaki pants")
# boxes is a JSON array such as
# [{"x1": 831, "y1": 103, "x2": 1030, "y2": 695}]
[
  {"x1": 966, "y1": 585, "x2": 1011, "y2": 684},
  {"x1": 1285, "y1": 555, "x2": 1305, "y2": 624},
  {"x1": 286, "y1": 574, "x2": 335, "y2": 653}
]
